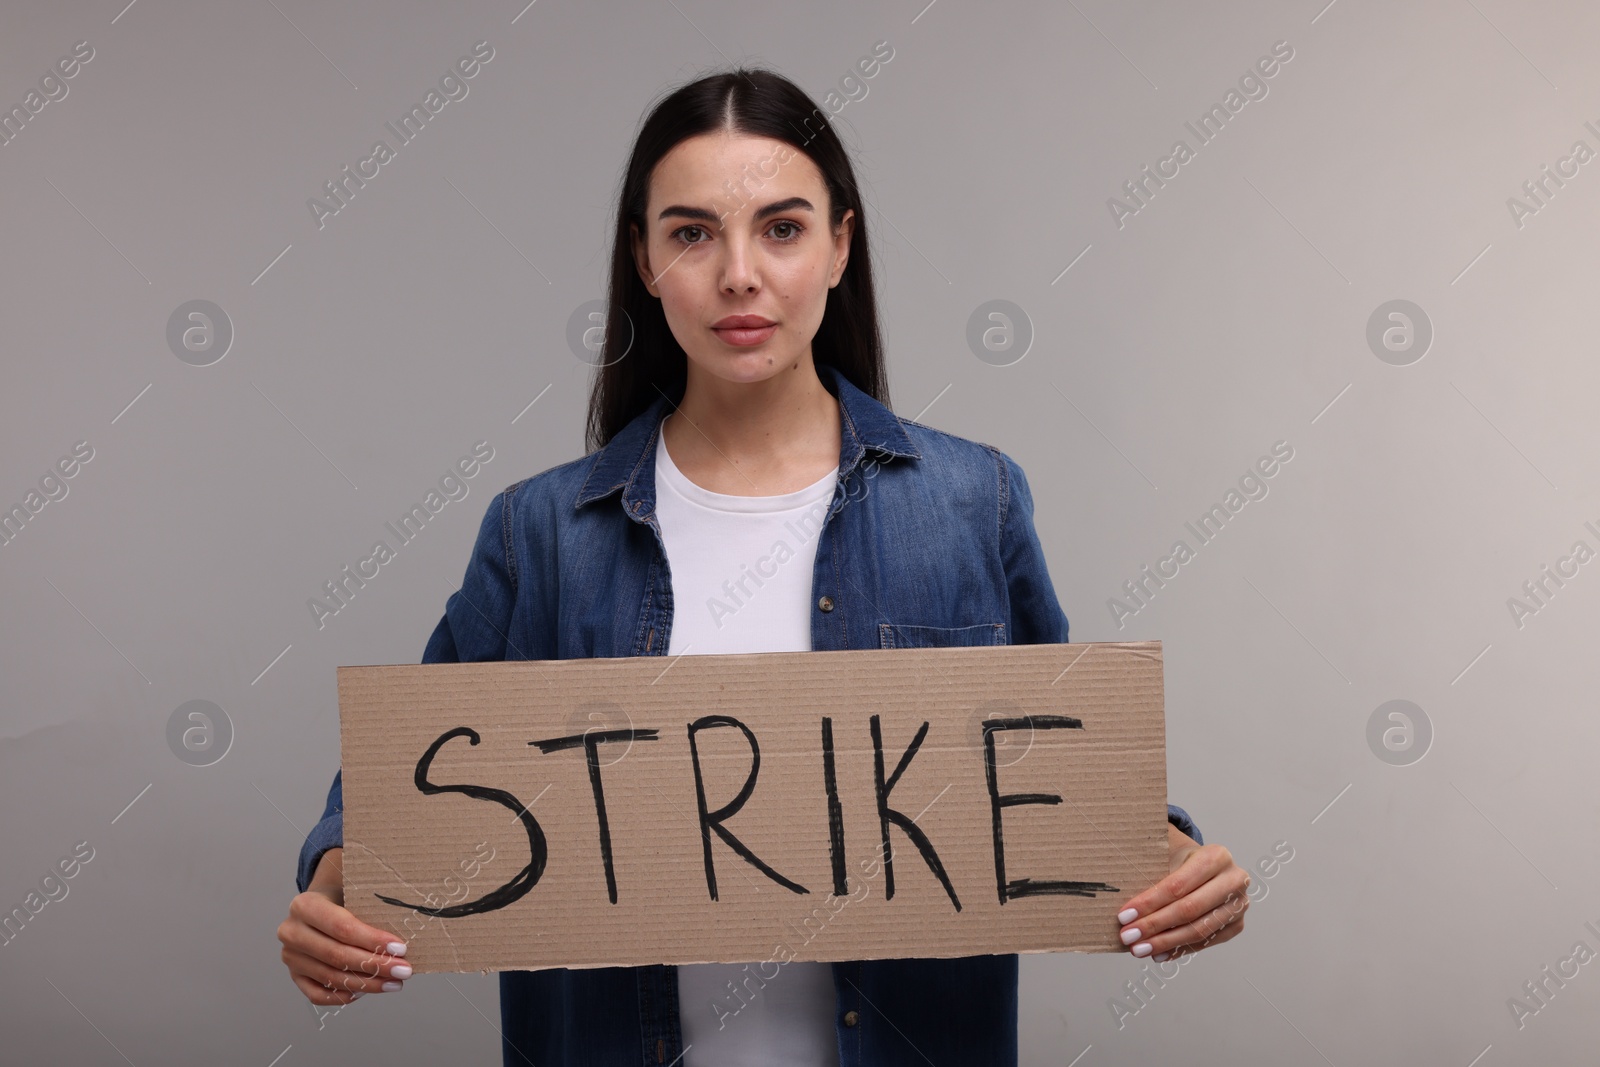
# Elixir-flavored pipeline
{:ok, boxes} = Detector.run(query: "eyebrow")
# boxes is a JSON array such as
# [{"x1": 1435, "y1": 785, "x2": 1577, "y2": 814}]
[{"x1": 657, "y1": 196, "x2": 815, "y2": 225}]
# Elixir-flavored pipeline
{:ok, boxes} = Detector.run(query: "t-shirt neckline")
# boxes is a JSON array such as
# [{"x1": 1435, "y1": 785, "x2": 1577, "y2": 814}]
[{"x1": 655, "y1": 429, "x2": 838, "y2": 515}]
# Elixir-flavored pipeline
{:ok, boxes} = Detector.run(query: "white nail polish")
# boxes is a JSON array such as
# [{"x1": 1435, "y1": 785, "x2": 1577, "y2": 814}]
[
  {"x1": 1154, "y1": 951, "x2": 1170, "y2": 962},
  {"x1": 382, "y1": 981, "x2": 403, "y2": 992},
  {"x1": 1119, "y1": 927, "x2": 1141, "y2": 945},
  {"x1": 387, "y1": 942, "x2": 408, "y2": 957},
  {"x1": 1132, "y1": 943, "x2": 1153, "y2": 958},
  {"x1": 1117, "y1": 908, "x2": 1138, "y2": 925},
  {"x1": 390, "y1": 964, "x2": 413, "y2": 979}
]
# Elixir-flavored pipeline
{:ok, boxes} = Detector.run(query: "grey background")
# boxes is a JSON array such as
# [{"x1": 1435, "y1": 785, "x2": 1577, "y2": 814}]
[{"x1": 1, "y1": 0, "x2": 1595, "y2": 1063}]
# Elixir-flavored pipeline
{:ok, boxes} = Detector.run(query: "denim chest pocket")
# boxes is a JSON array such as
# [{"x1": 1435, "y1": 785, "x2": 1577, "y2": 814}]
[{"x1": 878, "y1": 621, "x2": 1007, "y2": 649}]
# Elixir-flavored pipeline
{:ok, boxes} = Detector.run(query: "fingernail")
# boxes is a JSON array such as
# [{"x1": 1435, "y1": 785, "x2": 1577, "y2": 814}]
[
  {"x1": 1131, "y1": 943, "x2": 1153, "y2": 957},
  {"x1": 390, "y1": 964, "x2": 413, "y2": 979},
  {"x1": 381, "y1": 981, "x2": 403, "y2": 992},
  {"x1": 1117, "y1": 908, "x2": 1138, "y2": 925},
  {"x1": 387, "y1": 942, "x2": 408, "y2": 957},
  {"x1": 1119, "y1": 927, "x2": 1142, "y2": 946},
  {"x1": 1154, "y1": 951, "x2": 1170, "y2": 962}
]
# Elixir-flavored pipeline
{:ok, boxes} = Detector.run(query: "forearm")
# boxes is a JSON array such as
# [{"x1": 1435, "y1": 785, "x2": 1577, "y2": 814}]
[
  {"x1": 309, "y1": 847, "x2": 344, "y2": 898},
  {"x1": 296, "y1": 770, "x2": 346, "y2": 893}
]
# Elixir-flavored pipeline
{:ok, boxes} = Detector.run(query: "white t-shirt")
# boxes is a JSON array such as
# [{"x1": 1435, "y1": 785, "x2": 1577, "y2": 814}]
[{"x1": 654, "y1": 424, "x2": 843, "y2": 1067}]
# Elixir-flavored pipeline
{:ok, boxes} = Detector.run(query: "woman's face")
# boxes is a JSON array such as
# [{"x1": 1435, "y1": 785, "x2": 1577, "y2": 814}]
[{"x1": 632, "y1": 131, "x2": 854, "y2": 387}]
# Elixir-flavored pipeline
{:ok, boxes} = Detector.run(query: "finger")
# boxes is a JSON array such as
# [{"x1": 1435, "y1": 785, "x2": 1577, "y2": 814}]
[
  {"x1": 286, "y1": 948, "x2": 403, "y2": 997},
  {"x1": 284, "y1": 947, "x2": 406, "y2": 996},
  {"x1": 291, "y1": 971, "x2": 366, "y2": 1007},
  {"x1": 1160, "y1": 912, "x2": 1246, "y2": 961},
  {"x1": 279, "y1": 918, "x2": 413, "y2": 981},
  {"x1": 1116, "y1": 845, "x2": 1234, "y2": 933},
  {"x1": 288, "y1": 891, "x2": 408, "y2": 958},
  {"x1": 288, "y1": 957, "x2": 377, "y2": 1002},
  {"x1": 1118, "y1": 851, "x2": 1244, "y2": 944},
  {"x1": 1138, "y1": 893, "x2": 1248, "y2": 958},
  {"x1": 1124, "y1": 868, "x2": 1249, "y2": 953}
]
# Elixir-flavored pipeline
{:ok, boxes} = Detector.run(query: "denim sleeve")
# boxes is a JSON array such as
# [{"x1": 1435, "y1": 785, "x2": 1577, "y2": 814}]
[
  {"x1": 294, "y1": 490, "x2": 514, "y2": 894},
  {"x1": 1166, "y1": 802, "x2": 1202, "y2": 845},
  {"x1": 296, "y1": 770, "x2": 344, "y2": 894},
  {"x1": 995, "y1": 451, "x2": 1202, "y2": 849},
  {"x1": 421, "y1": 488, "x2": 517, "y2": 664},
  {"x1": 995, "y1": 451, "x2": 1069, "y2": 645}
]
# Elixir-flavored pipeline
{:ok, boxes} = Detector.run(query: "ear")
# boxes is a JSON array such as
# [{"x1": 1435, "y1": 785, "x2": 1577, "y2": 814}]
[
  {"x1": 828, "y1": 208, "x2": 855, "y2": 289},
  {"x1": 630, "y1": 221, "x2": 660, "y2": 298}
]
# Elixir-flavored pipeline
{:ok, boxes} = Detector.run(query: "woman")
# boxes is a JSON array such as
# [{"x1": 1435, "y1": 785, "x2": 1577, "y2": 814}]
[{"x1": 279, "y1": 68, "x2": 1249, "y2": 1065}]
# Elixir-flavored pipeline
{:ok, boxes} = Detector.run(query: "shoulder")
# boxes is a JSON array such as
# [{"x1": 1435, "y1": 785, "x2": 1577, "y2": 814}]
[
  {"x1": 475, "y1": 452, "x2": 607, "y2": 563},
  {"x1": 468, "y1": 453, "x2": 605, "y2": 586},
  {"x1": 496, "y1": 451, "x2": 602, "y2": 512},
  {"x1": 891, "y1": 416, "x2": 1026, "y2": 509}
]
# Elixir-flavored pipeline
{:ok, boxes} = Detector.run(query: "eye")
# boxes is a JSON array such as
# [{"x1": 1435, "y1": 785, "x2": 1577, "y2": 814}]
[
  {"x1": 769, "y1": 220, "x2": 803, "y2": 242},
  {"x1": 669, "y1": 224, "x2": 710, "y2": 246}
]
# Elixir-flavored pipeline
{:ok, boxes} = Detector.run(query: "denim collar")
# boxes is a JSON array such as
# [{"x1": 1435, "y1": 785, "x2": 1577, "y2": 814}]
[{"x1": 574, "y1": 362, "x2": 921, "y2": 515}]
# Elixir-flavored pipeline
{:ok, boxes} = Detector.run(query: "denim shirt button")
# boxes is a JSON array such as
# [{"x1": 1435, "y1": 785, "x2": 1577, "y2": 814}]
[
  {"x1": 842, "y1": 1010, "x2": 859, "y2": 1027},
  {"x1": 818, "y1": 595, "x2": 835, "y2": 612}
]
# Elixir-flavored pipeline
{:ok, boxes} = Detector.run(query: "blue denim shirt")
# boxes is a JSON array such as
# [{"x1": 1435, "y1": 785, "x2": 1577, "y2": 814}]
[{"x1": 296, "y1": 361, "x2": 1201, "y2": 1066}]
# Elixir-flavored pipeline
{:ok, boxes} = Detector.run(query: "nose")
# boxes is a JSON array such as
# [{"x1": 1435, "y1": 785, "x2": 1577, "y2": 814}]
[{"x1": 719, "y1": 234, "x2": 760, "y2": 295}]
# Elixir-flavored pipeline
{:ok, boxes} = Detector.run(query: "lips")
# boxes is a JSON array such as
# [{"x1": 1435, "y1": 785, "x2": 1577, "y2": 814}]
[{"x1": 711, "y1": 315, "x2": 778, "y2": 347}]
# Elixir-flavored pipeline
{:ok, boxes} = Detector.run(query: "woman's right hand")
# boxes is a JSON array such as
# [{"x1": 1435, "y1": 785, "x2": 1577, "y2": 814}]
[{"x1": 278, "y1": 847, "x2": 411, "y2": 1006}]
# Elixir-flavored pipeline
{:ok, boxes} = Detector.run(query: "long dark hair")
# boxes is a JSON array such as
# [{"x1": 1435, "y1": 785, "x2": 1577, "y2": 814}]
[{"x1": 584, "y1": 67, "x2": 888, "y2": 453}]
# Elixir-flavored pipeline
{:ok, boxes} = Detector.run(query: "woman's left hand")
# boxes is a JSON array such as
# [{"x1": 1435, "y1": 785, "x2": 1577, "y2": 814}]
[{"x1": 1113, "y1": 824, "x2": 1250, "y2": 961}]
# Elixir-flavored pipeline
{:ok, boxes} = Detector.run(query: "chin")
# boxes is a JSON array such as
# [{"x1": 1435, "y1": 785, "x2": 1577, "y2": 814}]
[{"x1": 694, "y1": 353, "x2": 791, "y2": 383}]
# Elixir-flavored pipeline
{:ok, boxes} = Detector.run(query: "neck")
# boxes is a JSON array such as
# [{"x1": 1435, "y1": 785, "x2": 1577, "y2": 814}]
[{"x1": 669, "y1": 356, "x2": 836, "y2": 461}]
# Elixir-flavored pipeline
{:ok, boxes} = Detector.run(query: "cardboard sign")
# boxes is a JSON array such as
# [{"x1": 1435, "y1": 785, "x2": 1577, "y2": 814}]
[{"x1": 337, "y1": 641, "x2": 1168, "y2": 973}]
